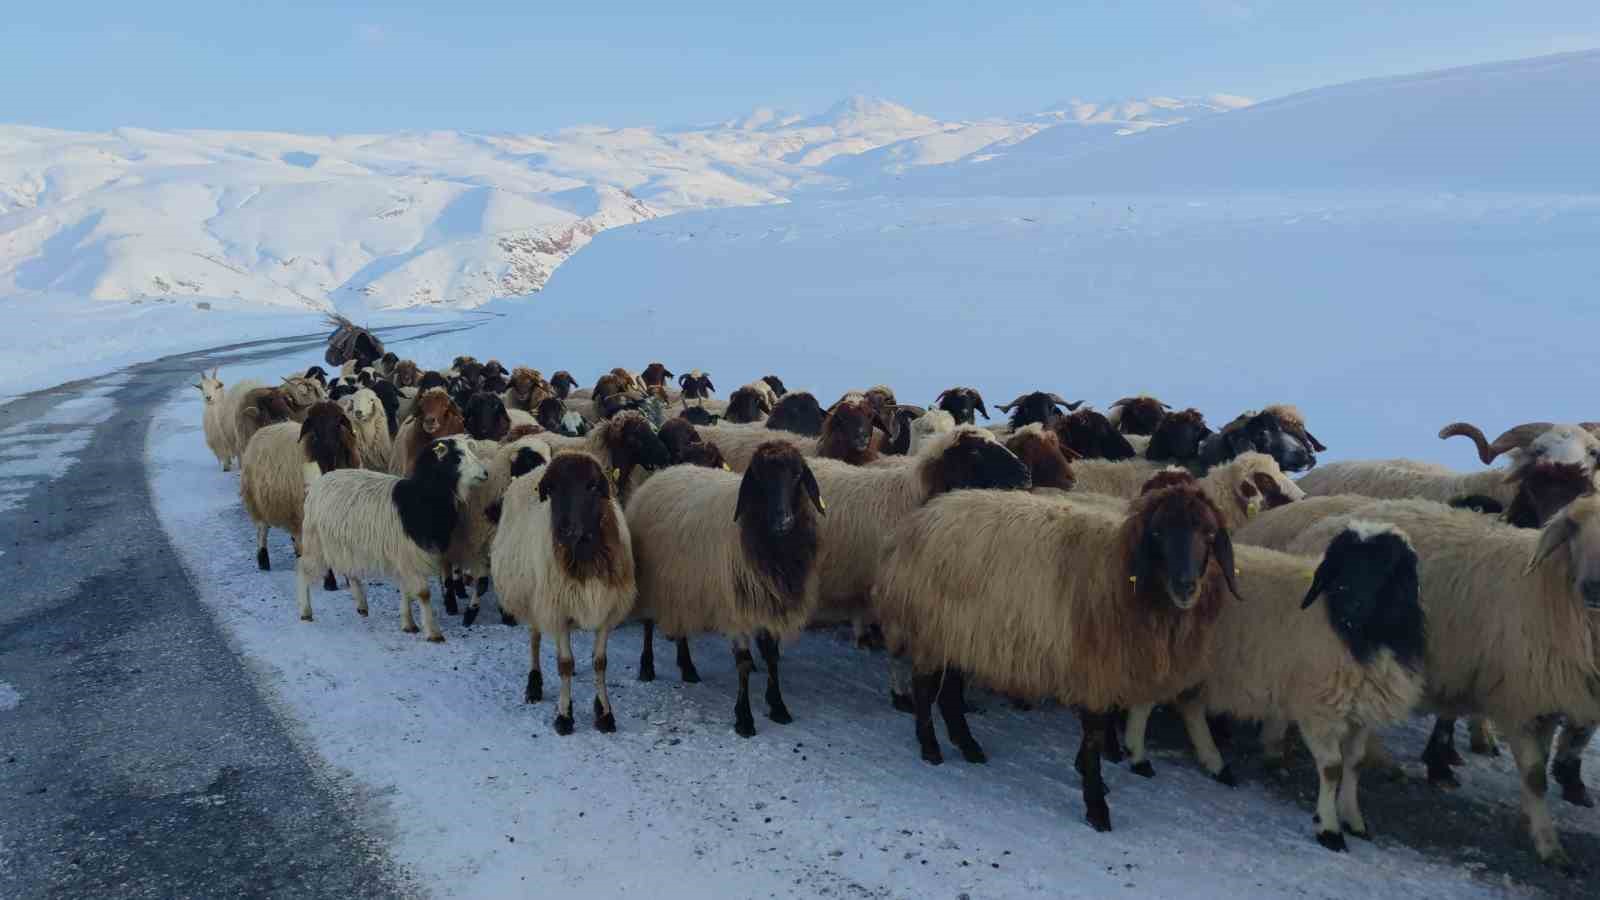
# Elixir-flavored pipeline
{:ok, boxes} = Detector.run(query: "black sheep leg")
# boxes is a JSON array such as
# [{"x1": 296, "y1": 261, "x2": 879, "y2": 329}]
[
  {"x1": 1422, "y1": 717, "x2": 1462, "y2": 787},
  {"x1": 936, "y1": 669, "x2": 986, "y2": 763},
  {"x1": 913, "y1": 670, "x2": 943, "y2": 764},
  {"x1": 677, "y1": 637, "x2": 701, "y2": 683},
  {"x1": 732, "y1": 641, "x2": 757, "y2": 738},
  {"x1": 638, "y1": 619, "x2": 657, "y2": 682},
  {"x1": 1077, "y1": 710, "x2": 1113, "y2": 832},
  {"x1": 756, "y1": 631, "x2": 792, "y2": 724}
]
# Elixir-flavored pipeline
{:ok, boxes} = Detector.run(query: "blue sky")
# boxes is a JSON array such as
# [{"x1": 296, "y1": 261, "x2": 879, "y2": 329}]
[{"x1": 5, "y1": 1, "x2": 1595, "y2": 133}]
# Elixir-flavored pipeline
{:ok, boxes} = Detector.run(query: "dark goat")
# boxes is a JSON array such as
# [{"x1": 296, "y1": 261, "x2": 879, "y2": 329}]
[
  {"x1": 463, "y1": 393, "x2": 512, "y2": 442},
  {"x1": 1109, "y1": 396, "x2": 1170, "y2": 436},
  {"x1": 766, "y1": 392, "x2": 825, "y2": 437},
  {"x1": 370, "y1": 381, "x2": 402, "y2": 437},
  {"x1": 934, "y1": 387, "x2": 989, "y2": 426},
  {"x1": 1054, "y1": 409, "x2": 1137, "y2": 461},
  {"x1": 997, "y1": 391, "x2": 1080, "y2": 429}
]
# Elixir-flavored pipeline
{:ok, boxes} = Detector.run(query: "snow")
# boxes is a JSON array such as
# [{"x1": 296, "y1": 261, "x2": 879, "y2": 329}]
[
  {"x1": 0, "y1": 93, "x2": 1251, "y2": 313},
  {"x1": 148, "y1": 354, "x2": 1532, "y2": 898}
]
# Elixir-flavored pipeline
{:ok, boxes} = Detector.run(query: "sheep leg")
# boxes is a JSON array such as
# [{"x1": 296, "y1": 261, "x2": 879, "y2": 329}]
[
  {"x1": 349, "y1": 576, "x2": 368, "y2": 617},
  {"x1": 755, "y1": 631, "x2": 792, "y2": 724},
  {"x1": 293, "y1": 557, "x2": 314, "y2": 622},
  {"x1": 322, "y1": 569, "x2": 338, "y2": 592},
  {"x1": 1103, "y1": 709, "x2": 1125, "y2": 763},
  {"x1": 676, "y1": 637, "x2": 701, "y2": 683},
  {"x1": 911, "y1": 669, "x2": 943, "y2": 764},
  {"x1": 398, "y1": 589, "x2": 417, "y2": 634},
  {"x1": 463, "y1": 574, "x2": 487, "y2": 628},
  {"x1": 1468, "y1": 715, "x2": 1500, "y2": 757},
  {"x1": 1124, "y1": 704, "x2": 1156, "y2": 778},
  {"x1": 1301, "y1": 721, "x2": 1349, "y2": 852},
  {"x1": 731, "y1": 637, "x2": 757, "y2": 738},
  {"x1": 1509, "y1": 715, "x2": 1570, "y2": 870},
  {"x1": 888, "y1": 654, "x2": 914, "y2": 713},
  {"x1": 638, "y1": 619, "x2": 657, "y2": 682},
  {"x1": 1260, "y1": 715, "x2": 1291, "y2": 769},
  {"x1": 553, "y1": 627, "x2": 575, "y2": 735},
  {"x1": 440, "y1": 570, "x2": 460, "y2": 616},
  {"x1": 1076, "y1": 710, "x2": 1112, "y2": 832},
  {"x1": 593, "y1": 625, "x2": 616, "y2": 733},
  {"x1": 416, "y1": 585, "x2": 444, "y2": 643},
  {"x1": 1422, "y1": 718, "x2": 1462, "y2": 787},
  {"x1": 524, "y1": 628, "x2": 543, "y2": 703},
  {"x1": 1176, "y1": 695, "x2": 1236, "y2": 786},
  {"x1": 1552, "y1": 721, "x2": 1596, "y2": 808},
  {"x1": 936, "y1": 668, "x2": 985, "y2": 764},
  {"x1": 256, "y1": 524, "x2": 271, "y2": 571},
  {"x1": 1337, "y1": 726, "x2": 1371, "y2": 839}
]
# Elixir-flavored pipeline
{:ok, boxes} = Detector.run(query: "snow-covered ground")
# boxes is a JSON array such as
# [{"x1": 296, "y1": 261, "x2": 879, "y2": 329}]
[{"x1": 148, "y1": 349, "x2": 1574, "y2": 899}]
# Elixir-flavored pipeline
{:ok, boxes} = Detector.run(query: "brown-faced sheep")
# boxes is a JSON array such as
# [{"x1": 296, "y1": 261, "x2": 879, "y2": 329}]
[
  {"x1": 492, "y1": 451, "x2": 636, "y2": 735},
  {"x1": 873, "y1": 481, "x2": 1241, "y2": 832},
  {"x1": 1107, "y1": 396, "x2": 1170, "y2": 436},
  {"x1": 393, "y1": 360, "x2": 421, "y2": 389},
  {"x1": 1004, "y1": 424, "x2": 1078, "y2": 493},
  {"x1": 391, "y1": 388, "x2": 466, "y2": 476},
  {"x1": 625, "y1": 442, "x2": 826, "y2": 736},
  {"x1": 816, "y1": 399, "x2": 891, "y2": 465},
  {"x1": 502, "y1": 367, "x2": 552, "y2": 413}
]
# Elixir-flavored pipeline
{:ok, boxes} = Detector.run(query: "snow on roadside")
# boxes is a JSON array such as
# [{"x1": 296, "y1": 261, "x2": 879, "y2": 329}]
[{"x1": 149, "y1": 352, "x2": 1520, "y2": 899}]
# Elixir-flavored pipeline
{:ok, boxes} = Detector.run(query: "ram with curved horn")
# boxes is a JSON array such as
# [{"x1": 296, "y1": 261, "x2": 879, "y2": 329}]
[
  {"x1": 1439, "y1": 421, "x2": 1562, "y2": 466},
  {"x1": 995, "y1": 391, "x2": 1082, "y2": 430}
]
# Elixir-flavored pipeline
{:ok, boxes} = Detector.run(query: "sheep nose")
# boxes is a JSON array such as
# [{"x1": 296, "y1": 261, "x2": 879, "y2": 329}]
[
  {"x1": 772, "y1": 513, "x2": 796, "y2": 534},
  {"x1": 1171, "y1": 576, "x2": 1198, "y2": 600},
  {"x1": 1582, "y1": 580, "x2": 1600, "y2": 610}
]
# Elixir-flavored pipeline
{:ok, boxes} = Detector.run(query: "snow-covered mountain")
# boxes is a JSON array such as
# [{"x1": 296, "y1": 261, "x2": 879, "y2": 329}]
[{"x1": 0, "y1": 94, "x2": 1249, "y2": 311}]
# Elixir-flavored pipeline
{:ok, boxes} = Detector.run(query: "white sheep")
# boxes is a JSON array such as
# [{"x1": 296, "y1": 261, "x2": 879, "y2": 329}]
[
  {"x1": 195, "y1": 369, "x2": 231, "y2": 471},
  {"x1": 492, "y1": 451, "x2": 637, "y2": 735},
  {"x1": 339, "y1": 388, "x2": 393, "y2": 473},
  {"x1": 295, "y1": 435, "x2": 487, "y2": 642}
]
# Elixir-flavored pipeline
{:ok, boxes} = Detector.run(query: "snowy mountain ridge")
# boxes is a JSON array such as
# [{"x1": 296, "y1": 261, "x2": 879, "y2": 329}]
[{"x1": 0, "y1": 94, "x2": 1244, "y2": 311}]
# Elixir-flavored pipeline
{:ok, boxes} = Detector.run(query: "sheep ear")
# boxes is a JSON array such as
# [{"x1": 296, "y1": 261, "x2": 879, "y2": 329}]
[
  {"x1": 1526, "y1": 515, "x2": 1578, "y2": 575},
  {"x1": 1303, "y1": 544, "x2": 1340, "y2": 609},
  {"x1": 1214, "y1": 529, "x2": 1244, "y2": 602},
  {"x1": 703, "y1": 377, "x2": 715, "y2": 393},
  {"x1": 678, "y1": 373, "x2": 692, "y2": 389},
  {"x1": 734, "y1": 470, "x2": 759, "y2": 522},
  {"x1": 801, "y1": 462, "x2": 825, "y2": 515},
  {"x1": 934, "y1": 389, "x2": 951, "y2": 406},
  {"x1": 1303, "y1": 429, "x2": 1328, "y2": 453},
  {"x1": 974, "y1": 394, "x2": 990, "y2": 420}
]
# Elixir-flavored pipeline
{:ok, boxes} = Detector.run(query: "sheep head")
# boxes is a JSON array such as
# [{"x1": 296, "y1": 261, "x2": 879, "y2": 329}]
[
  {"x1": 1123, "y1": 481, "x2": 1242, "y2": 610},
  {"x1": 657, "y1": 418, "x2": 704, "y2": 464},
  {"x1": 1303, "y1": 522, "x2": 1424, "y2": 667},
  {"x1": 818, "y1": 400, "x2": 889, "y2": 465},
  {"x1": 1145, "y1": 408, "x2": 1210, "y2": 463},
  {"x1": 1108, "y1": 396, "x2": 1170, "y2": 436},
  {"x1": 641, "y1": 362, "x2": 674, "y2": 388},
  {"x1": 550, "y1": 370, "x2": 578, "y2": 399},
  {"x1": 1004, "y1": 424, "x2": 1077, "y2": 492},
  {"x1": 463, "y1": 392, "x2": 512, "y2": 442},
  {"x1": 537, "y1": 452, "x2": 625, "y2": 578},
  {"x1": 725, "y1": 386, "x2": 773, "y2": 424},
  {"x1": 417, "y1": 388, "x2": 464, "y2": 437},
  {"x1": 680, "y1": 406, "x2": 720, "y2": 427},
  {"x1": 997, "y1": 391, "x2": 1080, "y2": 429},
  {"x1": 921, "y1": 427, "x2": 1031, "y2": 495},
  {"x1": 934, "y1": 387, "x2": 989, "y2": 426},
  {"x1": 761, "y1": 375, "x2": 788, "y2": 398},
  {"x1": 677, "y1": 370, "x2": 715, "y2": 402},
  {"x1": 766, "y1": 392, "x2": 825, "y2": 437},
  {"x1": 602, "y1": 411, "x2": 672, "y2": 475},
  {"x1": 1054, "y1": 409, "x2": 1137, "y2": 461},
  {"x1": 300, "y1": 401, "x2": 361, "y2": 475},
  {"x1": 393, "y1": 360, "x2": 421, "y2": 388}
]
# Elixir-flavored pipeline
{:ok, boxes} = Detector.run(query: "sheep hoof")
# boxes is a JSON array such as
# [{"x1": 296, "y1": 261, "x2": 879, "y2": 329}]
[
  {"x1": 524, "y1": 672, "x2": 543, "y2": 704},
  {"x1": 299, "y1": 612, "x2": 313, "y2": 622},
  {"x1": 461, "y1": 605, "x2": 478, "y2": 628},
  {"x1": 1316, "y1": 831, "x2": 1347, "y2": 853},
  {"x1": 767, "y1": 704, "x2": 793, "y2": 725},
  {"x1": 1553, "y1": 759, "x2": 1594, "y2": 807},
  {"x1": 1444, "y1": 746, "x2": 1466, "y2": 767},
  {"x1": 594, "y1": 698, "x2": 616, "y2": 733},
  {"x1": 918, "y1": 733, "x2": 944, "y2": 766},
  {"x1": 256, "y1": 549, "x2": 270, "y2": 571},
  {"x1": 443, "y1": 595, "x2": 460, "y2": 616},
  {"x1": 956, "y1": 741, "x2": 987, "y2": 765},
  {"x1": 638, "y1": 662, "x2": 656, "y2": 682},
  {"x1": 500, "y1": 611, "x2": 517, "y2": 627},
  {"x1": 680, "y1": 664, "x2": 701, "y2": 684},
  {"x1": 1426, "y1": 767, "x2": 1460, "y2": 790},
  {"x1": 355, "y1": 607, "x2": 368, "y2": 618},
  {"x1": 1083, "y1": 798, "x2": 1112, "y2": 833},
  {"x1": 402, "y1": 624, "x2": 419, "y2": 634},
  {"x1": 1010, "y1": 697, "x2": 1035, "y2": 712},
  {"x1": 734, "y1": 718, "x2": 756, "y2": 739},
  {"x1": 1215, "y1": 765, "x2": 1238, "y2": 788},
  {"x1": 322, "y1": 570, "x2": 338, "y2": 592},
  {"x1": 1343, "y1": 825, "x2": 1371, "y2": 841},
  {"x1": 1130, "y1": 761, "x2": 1155, "y2": 778},
  {"x1": 426, "y1": 633, "x2": 445, "y2": 644},
  {"x1": 889, "y1": 691, "x2": 913, "y2": 714},
  {"x1": 553, "y1": 714, "x2": 574, "y2": 736}
]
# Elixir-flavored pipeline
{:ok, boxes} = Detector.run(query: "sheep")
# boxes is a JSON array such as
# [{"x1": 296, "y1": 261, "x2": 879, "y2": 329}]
[
  {"x1": 657, "y1": 418, "x2": 705, "y2": 464},
  {"x1": 550, "y1": 370, "x2": 580, "y2": 400},
  {"x1": 1004, "y1": 424, "x2": 1078, "y2": 493},
  {"x1": 391, "y1": 388, "x2": 465, "y2": 476},
  {"x1": 677, "y1": 441, "x2": 727, "y2": 470},
  {"x1": 1123, "y1": 522, "x2": 1426, "y2": 851},
  {"x1": 693, "y1": 422, "x2": 812, "y2": 471},
  {"x1": 445, "y1": 434, "x2": 557, "y2": 626},
  {"x1": 338, "y1": 388, "x2": 393, "y2": 473},
  {"x1": 393, "y1": 360, "x2": 421, "y2": 389},
  {"x1": 908, "y1": 409, "x2": 957, "y2": 455},
  {"x1": 1053, "y1": 408, "x2": 1136, "y2": 460},
  {"x1": 641, "y1": 362, "x2": 674, "y2": 390},
  {"x1": 235, "y1": 386, "x2": 300, "y2": 455},
  {"x1": 816, "y1": 399, "x2": 891, "y2": 465},
  {"x1": 194, "y1": 369, "x2": 232, "y2": 471},
  {"x1": 295, "y1": 436, "x2": 487, "y2": 642},
  {"x1": 626, "y1": 442, "x2": 827, "y2": 736},
  {"x1": 677, "y1": 369, "x2": 715, "y2": 405},
  {"x1": 463, "y1": 392, "x2": 513, "y2": 442},
  {"x1": 724, "y1": 385, "x2": 773, "y2": 424},
  {"x1": 1106, "y1": 396, "x2": 1170, "y2": 436},
  {"x1": 503, "y1": 367, "x2": 551, "y2": 413},
  {"x1": 1274, "y1": 496, "x2": 1600, "y2": 869},
  {"x1": 933, "y1": 387, "x2": 990, "y2": 426},
  {"x1": 760, "y1": 375, "x2": 787, "y2": 398},
  {"x1": 1439, "y1": 419, "x2": 1600, "y2": 467},
  {"x1": 1143, "y1": 408, "x2": 1211, "y2": 465},
  {"x1": 492, "y1": 452, "x2": 637, "y2": 735},
  {"x1": 1297, "y1": 423, "x2": 1600, "y2": 508},
  {"x1": 765, "y1": 392, "x2": 824, "y2": 437},
  {"x1": 872, "y1": 479, "x2": 1242, "y2": 831},
  {"x1": 302, "y1": 365, "x2": 329, "y2": 388},
  {"x1": 541, "y1": 410, "x2": 672, "y2": 501},
  {"x1": 995, "y1": 391, "x2": 1080, "y2": 430},
  {"x1": 680, "y1": 406, "x2": 722, "y2": 427},
  {"x1": 239, "y1": 402, "x2": 360, "y2": 572},
  {"x1": 1198, "y1": 406, "x2": 1319, "y2": 473},
  {"x1": 1075, "y1": 452, "x2": 1304, "y2": 530}
]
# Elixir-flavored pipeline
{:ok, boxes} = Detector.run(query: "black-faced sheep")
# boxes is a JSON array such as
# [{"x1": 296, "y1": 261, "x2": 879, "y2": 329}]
[
  {"x1": 1144, "y1": 408, "x2": 1211, "y2": 464},
  {"x1": 996, "y1": 391, "x2": 1080, "y2": 430},
  {"x1": 677, "y1": 370, "x2": 715, "y2": 405},
  {"x1": 463, "y1": 392, "x2": 513, "y2": 442},
  {"x1": 765, "y1": 392, "x2": 824, "y2": 437},
  {"x1": 873, "y1": 481, "x2": 1241, "y2": 832},
  {"x1": 626, "y1": 442, "x2": 826, "y2": 736},
  {"x1": 724, "y1": 386, "x2": 773, "y2": 424},
  {"x1": 240, "y1": 403, "x2": 361, "y2": 572},
  {"x1": 542, "y1": 410, "x2": 672, "y2": 502},
  {"x1": 1053, "y1": 408, "x2": 1136, "y2": 460},
  {"x1": 933, "y1": 387, "x2": 989, "y2": 426},
  {"x1": 492, "y1": 451, "x2": 636, "y2": 735},
  {"x1": 761, "y1": 375, "x2": 787, "y2": 398},
  {"x1": 1107, "y1": 396, "x2": 1170, "y2": 436},
  {"x1": 550, "y1": 370, "x2": 579, "y2": 400},
  {"x1": 680, "y1": 406, "x2": 721, "y2": 427},
  {"x1": 1124, "y1": 522, "x2": 1425, "y2": 851},
  {"x1": 1198, "y1": 406, "x2": 1320, "y2": 473},
  {"x1": 296, "y1": 436, "x2": 487, "y2": 642}
]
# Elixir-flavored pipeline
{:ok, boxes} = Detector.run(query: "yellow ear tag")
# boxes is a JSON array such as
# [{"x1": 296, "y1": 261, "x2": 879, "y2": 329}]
[
  {"x1": 1129, "y1": 575, "x2": 1138, "y2": 584},
  {"x1": 1246, "y1": 505, "x2": 1259, "y2": 519},
  {"x1": 722, "y1": 463, "x2": 731, "y2": 471},
  {"x1": 610, "y1": 467, "x2": 622, "y2": 482},
  {"x1": 432, "y1": 442, "x2": 448, "y2": 460},
  {"x1": 819, "y1": 498, "x2": 827, "y2": 511},
  {"x1": 1235, "y1": 568, "x2": 1242, "y2": 576},
  {"x1": 1304, "y1": 571, "x2": 1316, "y2": 581}
]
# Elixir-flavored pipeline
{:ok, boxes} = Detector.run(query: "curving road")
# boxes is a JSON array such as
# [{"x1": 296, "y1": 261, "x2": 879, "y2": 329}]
[{"x1": 0, "y1": 323, "x2": 479, "y2": 899}]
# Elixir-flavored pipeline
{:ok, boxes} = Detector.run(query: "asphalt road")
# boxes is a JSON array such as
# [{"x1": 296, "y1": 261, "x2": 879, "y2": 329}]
[{"x1": 0, "y1": 323, "x2": 477, "y2": 899}]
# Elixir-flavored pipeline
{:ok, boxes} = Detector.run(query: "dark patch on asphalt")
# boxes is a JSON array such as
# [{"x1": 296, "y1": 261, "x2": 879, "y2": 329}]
[{"x1": 0, "y1": 322, "x2": 486, "y2": 898}]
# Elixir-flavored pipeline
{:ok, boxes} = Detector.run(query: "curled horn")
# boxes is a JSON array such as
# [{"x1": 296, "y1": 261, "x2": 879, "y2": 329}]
[
  {"x1": 1109, "y1": 396, "x2": 1138, "y2": 409},
  {"x1": 996, "y1": 394, "x2": 1025, "y2": 413},
  {"x1": 1047, "y1": 393, "x2": 1082, "y2": 411},
  {"x1": 1439, "y1": 421, "x2": 1554, "y2": 465},
  {"x1": 934, "y1": 389, "x2": 951, "y2": 406},
  {"x1": 677, "y1": 373, "x2": 693, "y2": 390}
]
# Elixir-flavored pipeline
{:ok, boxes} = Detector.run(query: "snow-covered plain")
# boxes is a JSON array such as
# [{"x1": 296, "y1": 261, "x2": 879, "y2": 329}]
[
  {"x1": 0, "y1": 96, "x2": 1242, "y2": 312},
  {"x1": 149, "y1": 350, "x2": 1554, "y2": 899}
]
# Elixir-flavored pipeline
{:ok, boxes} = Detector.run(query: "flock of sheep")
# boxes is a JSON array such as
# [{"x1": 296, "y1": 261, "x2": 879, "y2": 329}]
[{"x1": 190, "y1": 351, "x2": 1600, "y2": 873}]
